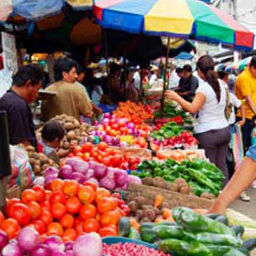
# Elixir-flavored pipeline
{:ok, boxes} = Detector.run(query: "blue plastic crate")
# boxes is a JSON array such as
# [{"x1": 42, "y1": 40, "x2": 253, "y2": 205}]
[
  {"x1": 102, "y1": 236, "x2": 157, "y2": 249},
  {"x1": 99, "y1": 104, "x2": 117, "y2": 113}
]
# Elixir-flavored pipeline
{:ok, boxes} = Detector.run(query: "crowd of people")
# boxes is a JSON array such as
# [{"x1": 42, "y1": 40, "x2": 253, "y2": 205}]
[{"x1": 1, "y1": 54, "x2": 256, "y2": 213}]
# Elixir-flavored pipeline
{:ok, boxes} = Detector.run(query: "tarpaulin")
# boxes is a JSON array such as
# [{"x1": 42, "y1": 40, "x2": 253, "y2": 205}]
[{"x1": 0, "y1": 0, "x2": 13, "y2": 22}]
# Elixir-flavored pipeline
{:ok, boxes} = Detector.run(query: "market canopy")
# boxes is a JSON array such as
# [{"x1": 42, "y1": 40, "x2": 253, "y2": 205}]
[{"x1": 93, "y1": 0, "x2": 255, "y2": 51}]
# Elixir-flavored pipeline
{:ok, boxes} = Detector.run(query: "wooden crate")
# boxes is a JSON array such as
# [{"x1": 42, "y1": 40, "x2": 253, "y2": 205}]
[{"x1": 128, "y1": 183, "x2": 214, "y2": 209}]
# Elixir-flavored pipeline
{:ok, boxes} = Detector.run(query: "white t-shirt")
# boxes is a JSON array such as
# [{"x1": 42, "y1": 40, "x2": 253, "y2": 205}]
[
  {"x1": 169, "y1": 70, "x2": 180, "y2": 89},
  {"x1": 195, "y1": 79, "x2": 229, "y2": 134},
  {"x1": 229, "y1": 92, "x2": 241, "y2": 125},
  {"x1": 149, "y1": 74, "x2": 157, "y2": 86},
  {"x1": 133, "y1": 71, "x2": 141, "y2": 90}
]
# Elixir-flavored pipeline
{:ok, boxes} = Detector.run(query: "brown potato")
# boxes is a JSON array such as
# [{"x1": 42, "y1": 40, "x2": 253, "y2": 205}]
[
  {"x1": 64, "y1": 122, "x2": 75, "y2": 130},
  {"x1": 66, "y1": 131, "x2": 76, "y2": 140},
  {"x1": 33, "y1": 165, "x2": 41, "y2": 174}
]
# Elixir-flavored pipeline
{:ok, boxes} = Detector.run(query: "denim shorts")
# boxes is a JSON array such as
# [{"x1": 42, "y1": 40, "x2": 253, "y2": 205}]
[{"x1": 246, "y1": 144, "x2": 256, "y2": 162}]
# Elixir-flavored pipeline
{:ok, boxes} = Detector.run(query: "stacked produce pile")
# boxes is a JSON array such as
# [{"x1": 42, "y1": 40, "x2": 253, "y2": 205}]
[
  {"x1": 134, "y1": 158, "x2": 224, "y2": 197},
  {"x1": 43, "y1": 157, "x2": 141, "y2": 191},
  {"x1": 0, "y1": 181, "x2": 129, "y2": 241},
  {"x1": 139, "y1": 207, "x2": 255, "y2": 256},
  {"x1": 0, "y1": 227, "x2": 103, "y2": 256},
  {"x1": 150, "y1": 122, "x2": 197, "y2": 149},
  {"x1": 70, "y1": 142, "x2": 143, "y2": 170},
  {"x1": 90, "y1": 113, "x2": 151, "y2": 148},
  {"x1": 36, "y1": 114, "x2": 94, "y2": 159},
  {"x1": 25, "y1": 145, "x2": 58, "y2": 175}
]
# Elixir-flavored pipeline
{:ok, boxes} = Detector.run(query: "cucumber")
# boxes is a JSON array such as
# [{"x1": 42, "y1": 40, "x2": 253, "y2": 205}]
[
  {"x1": 118, "y1": 217, "x2": 130, "y2": 237},
  {"x1": 153, "y1": 225, "x2": 184, "y2": 239},
  {"x1": 231, "y1": 225, "x2": 245, "y2": 237},
  {"x1": 242, "y1": 238, "x2": 256, "y2": 251},
  {"x1": 128, "y1": 227, "x2": 141, "y2": 240},
  {"x1": 207, "y1": 245, "x2": 249, "y2": 256},
  {"x1": 140, "y1": 227, "x2": 157, "y2": 243},
  {"x1": 216, "y1": 215, "x2": 229, "y2": 226}
]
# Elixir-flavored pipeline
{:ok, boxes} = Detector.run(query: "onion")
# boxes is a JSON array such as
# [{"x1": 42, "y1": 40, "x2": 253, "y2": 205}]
[
  {"x1": 93, "y1": 163, "x2": 107, "y2": 179},
  {"x1": 115, "y1": 183, "x2": 128, "y2": 190},
  {"x1": 0, "y1": 231, "x2": 8, "y2": 250},
  {"x1": 17, "y1": 227, "x2": 40, "y2": 252},
  {"x1": 103, "y1": 135, "x2": 113, "y2": 144},
  {"x1": 104, "y1": 113, "x2": 111, "y2": 119},
  {"x1": 54, "y1": 251, "x2": 65, "y2": 256},
  {"x1": 70, "y1": 172, "x2": 85, "y2": 184},
  {"x1": 126, "y1": 122, "x2": 135, "y2": 129},
  {"x1": 44, "y1": 236, "x2": 65, "y2": 253},
  {"x1": 59, "y1": 165, "x2": 73, "y2": 179},
  {"x1": 66, "y1": 158, "x2": 88, "y2": 174},
  {"x1": 44, "y1": 167, "x2": 59, "y2": 177},
  {"x1": 64, "y1": 242, "x2": 73, "y2": 252},
  {"x1": 86, "y1": 178, "x2": 99, "y2": 187},
  {"x1": 115, "y1": 169, "x2": 129, "y2": 186},
  {"x1": 128, "y1": 175, "x2": 142, "y2": 185},
  {"x1": 73, "y1": 233, "x2": 102, "y2": 256},
  {"x1": 84, "y1": 169, "x2": 94, "y2": 180},
  {"x1": 2, "y1": 243, "x2": 21, "y2": 256},
  {"x1": 65, "y1": 250, "x2": 74, "y2": 256},
  {"x1": 31, "y1": 244, "x2": 51, "y2": 256},
  {"x1": 33, "y1": 176, "x2": 45, "y2": 186},
  {"x1": 45, "y1": 175, "x2": 58, "y2": 185},
  {"x1": 99, "y1": 168, "x2": 116, "y2": 190}
]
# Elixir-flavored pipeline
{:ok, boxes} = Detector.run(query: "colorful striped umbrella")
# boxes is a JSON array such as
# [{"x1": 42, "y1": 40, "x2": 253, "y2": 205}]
[{"x1": 93, "y1": 0, "x2": 254, "y2": 51}]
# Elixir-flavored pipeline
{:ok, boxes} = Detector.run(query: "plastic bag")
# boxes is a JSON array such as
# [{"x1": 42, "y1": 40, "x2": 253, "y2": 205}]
[{"x1": 9, "y1": 145, "x2": 34, "y2": 189}]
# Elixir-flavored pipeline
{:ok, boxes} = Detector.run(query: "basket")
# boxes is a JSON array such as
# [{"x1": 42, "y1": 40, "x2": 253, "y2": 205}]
[{"x1": 102, "y1": 236, "x2": 157, "y2": 249}]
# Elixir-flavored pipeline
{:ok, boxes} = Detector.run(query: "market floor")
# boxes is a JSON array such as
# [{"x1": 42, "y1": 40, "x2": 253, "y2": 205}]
[{"x1": 230, "y1": 188, "x2": 256, "y2": 219}]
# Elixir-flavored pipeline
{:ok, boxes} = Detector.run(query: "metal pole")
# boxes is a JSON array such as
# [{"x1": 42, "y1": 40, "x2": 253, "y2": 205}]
[
  {"x1": 160, "y1": 37, "x2": 171, "y2": 114},
  {"x1": 0, "y1": 111, "x2": 12, "y2": 213},
  {"x1": 103, "y1": 29, "x2": 111, "y2": 99}
]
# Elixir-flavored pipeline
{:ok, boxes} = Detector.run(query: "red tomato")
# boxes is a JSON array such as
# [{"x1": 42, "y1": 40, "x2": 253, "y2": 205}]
[
  {"x1": 40, "y1": 210, "x2": 53, "y2": 225},
  {"x1": 32, "y1": 220, "x2": 46, "y2": 234},
  {"x1": 32, "y1": 185, "x2": 46, "y2": 203},
  {"x1": 47, "y1": 222, "x2": 64, "y2": 237},
  {"x1": 9, "y1": 203, "x2": 31, "y2": 226},
  {"x1": 49, "y1": 191, "x2": 66, "y2": 205},
  {"x1": 97, "y1": 142, "x2": 108, "y2": 151},
  {"x1": 63, "y1": 180, "x2": 79, "y2": 197},
  {"x1": 110, "y1": 155, "x2": 123, "y2": 167},
  {"x1": 27, "y1": 201, "x2": 42, "y2": 220},
  {"x1": 21, "y1": 189, "x2": 37, "y2": 204},
  {"x1": 82, "y1": 142, "x2": 94, "y2": 153},
  {"x1": 73, "y1": 146, "x2": 82, "y2": 155},
  {"x1": 1, "y1": 218, "x2": 21, "y2": 239},
  {"x1": 79, "y1": 204, "x2": 96, "y2": 221},
  {"x1": 83, "y1": 218, "x2": 99, "y2": 233},
  {"x1": 51, "y1": 203, "x2": 67, "y2": 219},
  {"x1": 60, "y1": 214, "x2": 74, "y2": 229},
  {"x1": 6, "y1": 198, "x2": 21, "y2": 216},
  {"x1": 65, "y1": 197, "x2": 81, "y2": 214}
]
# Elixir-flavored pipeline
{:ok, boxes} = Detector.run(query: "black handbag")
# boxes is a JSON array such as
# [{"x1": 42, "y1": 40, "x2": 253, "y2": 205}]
[{"x1": 226, "y1": 147, "x2": 235, "y2": 179}]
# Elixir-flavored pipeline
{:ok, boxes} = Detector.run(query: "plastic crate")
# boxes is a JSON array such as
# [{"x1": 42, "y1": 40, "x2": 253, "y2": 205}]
[
  {"x1": 99, "y1": 104, "x2": 117, "y2": 113},
  {"x1": 102, "y1": 236, "x2": 157, "y2": 249}
]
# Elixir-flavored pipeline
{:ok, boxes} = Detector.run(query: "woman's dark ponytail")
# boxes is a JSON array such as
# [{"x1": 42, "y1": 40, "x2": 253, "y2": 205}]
[{"x1": 197, "y1": 55, "x2": 221, "y2": 102}]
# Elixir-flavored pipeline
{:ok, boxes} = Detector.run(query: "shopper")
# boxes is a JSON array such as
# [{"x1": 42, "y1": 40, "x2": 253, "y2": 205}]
[
  {"x1": 165, "y1": 55, "x2": 230, "y2": 186},
  {"x1": 235, "y1": 57, "x2": 256, "y2": 152},
  {"x1": 38, "y1": 120, "x2": 66, "y2": 163},
  {"x1": 210, "y1": 145, "x2": 256, "y2": 214},
  {"x1": 175, "y1": 64, "x2": 199, "y2": 102},
  {"x1": 41, "y1": 58, "x2": 93, "y2": 121},
  {"x1": 126, "y1": 69, "x2": 139, "y2": 102},
  {"x1": 0, "y1": 65, "x2": 42, "y2": 147},
  {"x1": 169, "y1": 67, "x2": 184, "y2": 89}
]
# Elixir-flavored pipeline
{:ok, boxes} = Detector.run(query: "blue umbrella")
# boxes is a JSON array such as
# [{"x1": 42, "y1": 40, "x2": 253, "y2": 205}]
[{"x1": 175, "y1": 52, "x2": 193, "y2": 60}]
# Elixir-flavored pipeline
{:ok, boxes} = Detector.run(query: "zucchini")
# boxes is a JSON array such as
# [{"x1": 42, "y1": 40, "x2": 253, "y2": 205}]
[
  {"x1": 242, "y1": 238, "x2": 256, "y2": 251},
  {"x1": 118, "y1": 217, "x2": 130, "y2": 237},
  {"x1": 195, "y1": 232, "x2": 242, "y2": 247},
  {"x1": 153, "y1": 225, "x2": 184, "y2": 239},
  {"x1": 216, "y1": 215, "x2": 229, "y2": 226},
  {"x1": 140, "y1": 227, "x2": 157, "y2": 243},
  {"x1": 231, "y1": 225, "x2": 245, "y2": 237},
  {"x1": 128, "y1": 227, "x2": 141, "y2": 240}
]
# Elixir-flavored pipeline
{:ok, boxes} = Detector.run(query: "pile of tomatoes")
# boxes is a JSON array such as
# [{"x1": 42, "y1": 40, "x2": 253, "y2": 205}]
[
  {"x1": 69, "y1": 142, "x2": 141, "y2": 170},
  {"x1": 0, "y1": 180, "x2": 129, "y2": 241}
]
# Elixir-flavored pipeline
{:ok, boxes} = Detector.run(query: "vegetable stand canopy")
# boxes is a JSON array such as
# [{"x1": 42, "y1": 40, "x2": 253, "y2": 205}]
[{"x1": 93, "y1": 0, "x2": 255, "y2": 51}]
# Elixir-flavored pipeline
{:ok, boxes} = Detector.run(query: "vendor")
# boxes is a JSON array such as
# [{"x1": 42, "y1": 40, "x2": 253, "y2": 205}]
[
  {"x1": 41, "y1": 57, "x2": 93, "y2": 121},
  {"x1": 165, "y1": 55, "x2": 230, "y2": 186},
  {"x1": 175, "y1": 64, "x2": 198, "y2": 102},
  {"x1": 0, "y1": 65, "x2": 42, "y2": 147}
]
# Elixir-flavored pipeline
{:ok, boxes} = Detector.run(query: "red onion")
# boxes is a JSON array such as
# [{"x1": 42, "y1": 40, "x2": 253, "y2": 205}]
[
  {"x1": 73, "y1": 233, "x2": 102, "y2": 256},
  {"x1": 66, "y1": 158, "x2": 88, "y2": 174},
  {"x1": 128, "y1": 175, "x2": 142, "y2": 185},
  {"x1": 93, "y1": 163, "x2": 107, "y2": 179},
  {"x1": 2, "y1": 243, "x2": 21, "y2": 256},
  {"x1": 64, "y1": 242, "x2": 73, "y2": 252},
  {"x1": 44, "y1": 167, "x2": 59, "y2": 177},
  {"x1": 65, "y1": 250, "x2": 74, "y2": 256},
  {"x1": 84, "y1": 169, "x2": 94, "y2": 180},
  {"x1": 70, "y1": 172, "x2": 86, "y2": 184},
  {"x1": 59, "y1": 165, "x2": 73, "y2": 179},
  {"x1": 17, "y1": 227, "x2": 40, "y2": 252},
  {"x1": 44, "y1": 236, "x2": 65, "y2": 253},
  {"x1": 31, "y1": 244, "x2": 51, "y2": 256},
  {"x1": 0, "y1": 230, "x2": 8, "y2": 250},
  {"x1": 115, "y1": 169, "x2": 129, "y2": 186},
  {"x1": 86, "y1": 178, "x2": 99, "y2": 187}
]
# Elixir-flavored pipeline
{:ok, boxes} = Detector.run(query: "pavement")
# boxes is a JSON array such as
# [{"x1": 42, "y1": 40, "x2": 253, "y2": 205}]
[{"x1": 230, "y1": 188, "x2": 256, "y2": 219}]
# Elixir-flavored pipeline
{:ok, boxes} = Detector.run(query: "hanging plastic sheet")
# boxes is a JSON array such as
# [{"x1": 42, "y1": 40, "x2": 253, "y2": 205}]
[
  {"x1": 0, "y1": 0, "x2": 13, "y2": 22},
  {"x1": 11, "y1": 0, "x2": 64, "y2": 20}
]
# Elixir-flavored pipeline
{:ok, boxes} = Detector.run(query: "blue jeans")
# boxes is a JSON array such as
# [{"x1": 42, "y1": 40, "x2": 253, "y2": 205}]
[
  {"x1": 236, "y1": 117, "x2": 252, "y2": 153},
  {"x1": 246, "y1": 144, "x2": 256, "y2": 162}
]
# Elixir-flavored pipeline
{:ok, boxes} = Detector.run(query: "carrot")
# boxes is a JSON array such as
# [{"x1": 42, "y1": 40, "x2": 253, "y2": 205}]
[{"x1": 154, "y1": 194, "x2": 164, "y2": 208}]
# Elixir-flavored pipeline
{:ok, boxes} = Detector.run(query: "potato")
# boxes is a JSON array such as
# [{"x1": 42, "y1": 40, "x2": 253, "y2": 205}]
[
  {"x1": 66, "y1": 116, "x2": 75, "y2": 123},
  {"x1": 41, "y1": 164, "x2": 50, "y2": 171},
  {"x1": 146, "y1": 209, "x2": 156, "y2": 221},
  {"x1": 63, "y1": 141, "x2": 70, "y2": 149},
  {"x1": 29, "y1": 158, "x2": 36, "y2": 166},
  {"x1": 73, "y1": 119, "x2": 80, "y2": 128},
  {"x1": 33, "y1": 165, "x2": 41, "y2": 174},
  {"x1": 67, "y1": 131, "x2": 76, "y2": 140},
  {"x1": 174, "y1": 178, "x2": 187, "y2": 185},
  {"x1": 34, "y1": 159, "x2": 41, "y2": 166},
  {"x1": 168, "y1": 183, "x2": 179, "y2": 192},
  {"x1": 128, "y1": 201, "x2": 138, "y2": 213},
  {"x1": 64, "y1": 122, "x2": 74, "y2": 130},
  {"x1": 27, "y1": 145, "x2": 35, "y2": 152}
]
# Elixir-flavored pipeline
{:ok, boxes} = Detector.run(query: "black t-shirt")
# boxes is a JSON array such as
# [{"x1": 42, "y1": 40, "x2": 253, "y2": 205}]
[
  {"x1": 0, "y1": 89, "x2": 36, "y2": 147},
  {"x1": 177, "y1": 75, "x2": 199, "y2": 101}
]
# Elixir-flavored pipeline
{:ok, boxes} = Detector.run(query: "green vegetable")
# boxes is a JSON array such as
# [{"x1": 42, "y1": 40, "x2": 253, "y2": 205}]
[
  {"x1": 177, "y1": 208, "x2": 235, "y2": 236},
  {"x1": 195, "y1": 233, "x2": 242, "y2": 247},
  {"x1": 118, "y1": 217, "x2": 130, "y2": 237},
  {"x1": 223, "y1": 248, "x2": 247, "y2": 256},
  {"x1": 242, "y1": 238, "x2": 256, "y2": 251},
  {"x1": 128, "y1": 227, "x2": 141, "y2": 240},
  {"x1": 159, "y1": 239, "x2": 212, "y2": 256},
  {"x1": 140, "y1": 223, "x2": 157, "y2": 243},
  {"x1": 154, "y1": 225, "x2": 184, "y2": 239}
]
